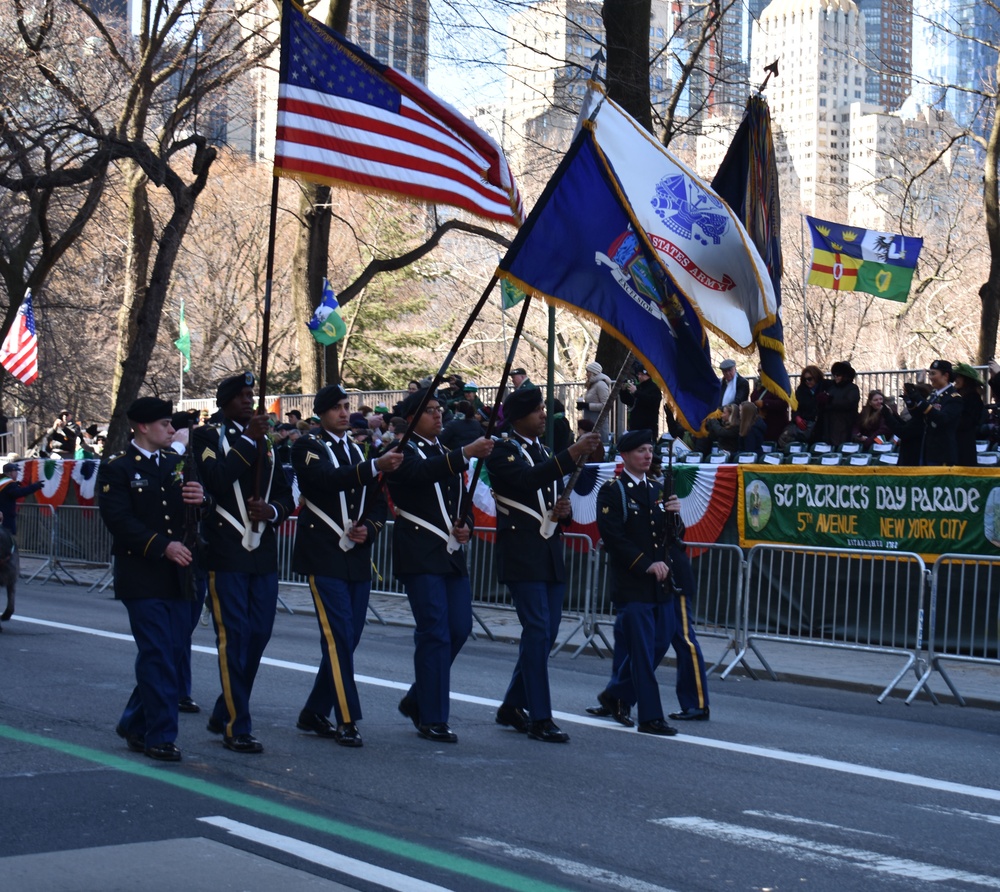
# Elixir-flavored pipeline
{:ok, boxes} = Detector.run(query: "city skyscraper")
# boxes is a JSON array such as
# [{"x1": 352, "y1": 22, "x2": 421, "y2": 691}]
[
  {"x1": 911, "y1": 0, "x2": 1000, "y2": 130},
  {"x1": 749, "y1": 0, "x2": 866, "y2": 214},
  {"x1": 855, "y1": 0, "x2": 911, "y2": 112}
]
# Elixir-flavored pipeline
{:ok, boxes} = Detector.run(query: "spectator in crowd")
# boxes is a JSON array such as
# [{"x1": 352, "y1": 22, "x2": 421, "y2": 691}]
[
  {"x1": 815, "y1": 361, "x2": 860, "y2": 448},
  {"x1": 286, "y1": 409, "x2": 303, "y2": 424},
  {"x1": 886, "y1": 382, "x2": 932, "y2": 465},
  {"x1": 0, "y1": 463, "x2": 43, "y2": 535},
  {"x1": 918, "y1": 359, "x2": 963, "y2": 465},
  {"x1": 440, "y1": 400, "x2": 485, "y2": 449},
  {"x1": 462, "y1": 382, "x2": 490, "y2": 424},
  {"x1": 717, "y1": 359, "x2": 750, "y2": 408},
  {"x1": 576, "y1": 418, "x2": 606, "y2": 462},
  {"x1": 852, "y1": 390, "x2": 894, "y2": 451},
  {"x1": 702, "y1": 403, "x2": 740, "y2": 456},
  {"x1": 510, "y1": 367, "x2": 538, "y2": 391},
  {"x1": 550, "y1": 397, "x2": 572, "y2": 453},
  {"x1": 953, "y1": 362, "x2": 986, "y2": 467},
  {"x1": 779, "y1": 365, "x2": 826, "y2": 447},
  {"x1": 272, "y1": 423, "x2": 295, "y2": 465},
  {"x1": 737, "y1": 402, "x2": 766, "y2": 454},
  {"x1": 750, "y1": 369, "x2": 790, "y2": 443},
  {"x1": 366, "y1": 412, "x2": 386, "y2": 449},
  {"x1": 620, "y1": 366, "x2": 662, "y2": 437},
  {"x1": 579, "y1": 361, "x2": 612, "y2": 442},
  {"x1": 81, "y1": 423, "x2": 103, "y2": 457},
  {"x1": 393, "y1": 381, "x2": 422, "y2": 417},
  {"x1": 439, "y1": 375, "x2": 465, "y2": 409},
  {"x1": 46, "y1": 410, "x2": 81, "y2": 458}
]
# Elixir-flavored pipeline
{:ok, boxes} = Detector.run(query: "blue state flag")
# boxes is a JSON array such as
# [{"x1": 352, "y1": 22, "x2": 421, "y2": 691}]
[
  {"x1": 498, "y1": 130, "x2": 719, "y2": 434},
  {"x1": 307, "y1": 278, "x2": 347, "y2": 345}
]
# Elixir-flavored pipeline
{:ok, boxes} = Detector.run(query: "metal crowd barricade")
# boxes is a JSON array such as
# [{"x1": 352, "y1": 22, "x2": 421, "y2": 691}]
[
  {"x1": 18, "y1": 503, "x2": 80, "y2": 585},
  {"x1": 549, "y1": 533, "x2": 598, "y2": 656},
  {"x1": 907, "y1": 554, "x2": 1000, "y2": 705},
  {"x1": 568, "y1": 540, "x2": 747, "y2": 666},
  {"x1": 733, "y1": 544, "x2": 929, "y2": 702}
]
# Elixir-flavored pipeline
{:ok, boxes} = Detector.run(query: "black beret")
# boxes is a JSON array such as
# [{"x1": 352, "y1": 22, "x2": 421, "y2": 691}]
[
  {"x1": 617, "y1": 429, "x2": 654, "y2": 453},
  {"x1": 398, "y1": 388, "x2": 435, "y2": 419},
  {"x1": 511, "y1": 367, "x2": 527, "y2": 376},
  {"x1": 216, "y1": 371, "x2": 254, "y2": 407},
  {"x1": 503, "y1": 387, "x2": 542, "y2": 423},
  {"x1": 127, "y1": 397, "x2": 173, "y2": 424},
  {"x1": 929, "y1": 359, "x2": 953, "y2": 376},
  {"x1": 314, "y1": 384, "x2": 349, "y2": 415}
]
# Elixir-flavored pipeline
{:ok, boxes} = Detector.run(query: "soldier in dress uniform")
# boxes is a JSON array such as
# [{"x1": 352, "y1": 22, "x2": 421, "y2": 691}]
[
  {"x1": 193, "y1": 372, "x2": 295, "y2": 754},
  {"x1": 920, "y1": 359, "x2": 964, "y2": 465},
  {"x1": 99, "y1": 397, "x2": 207, "y2": 762},
  {"x1": 592, "y1": 429, "x2": 697, "y2": 736},
  {"x1": 487, "y1": 388, "x2": 601, "y2": 743},
  {"x1": 387, "y1": 388, "x2": 494, "y2": 743},
  {"x1": 292, "y1": 384, "x2": 404, "y2": 747}
]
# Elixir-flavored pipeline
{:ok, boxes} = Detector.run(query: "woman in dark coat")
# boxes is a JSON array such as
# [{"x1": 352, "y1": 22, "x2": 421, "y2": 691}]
[
  {"x1": 953, "y1": 362, "x2": 986, "y2": 467},
  {"x1": 619, "y1": 367, "x2": 663, "y2": 437},
  {"x1": 779, "y1": 365, "x2": 825, "y2": 447},
  {"x1": 439, "y1": 400, "x2": 485, "y2": 449},
  {"x1": 815, "y1": 361, "x2": 860, "y2": 448}
]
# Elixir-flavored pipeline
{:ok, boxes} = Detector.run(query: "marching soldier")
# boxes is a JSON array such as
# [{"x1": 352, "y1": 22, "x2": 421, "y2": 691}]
[
  {"x1": 99, "y1": 398, "x2": 208, "y2": 761},
  {"x1": 593, "y1": 429, "x2": 706, "y2": 736},
  {"x1": 487, "y1": 388, "x2": 601, "y2": 743},
  {"x1": 292, "y1": 384, "x2": 403, "y2": 747},
  {"x1": 387, "y1": 388, "x2": 494, "y2": 743},
  {"x1": 193, "y1": 372, "x2": 295, "y2": 754}
]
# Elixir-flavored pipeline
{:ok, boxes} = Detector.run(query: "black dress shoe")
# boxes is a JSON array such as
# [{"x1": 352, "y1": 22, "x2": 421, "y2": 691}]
[
  {"x1": 296, "y1": 709, "x2": 338, "y2": 738},
  {"x1": 668, "y1": 707, "x2": 710, "y2": 721},
  {"x1": 178, "y1": 697, "x2": 200, "y2": 714},
  {"x1": 223, "y1": 733, "x2": 264, "y2": 753},
  {"x1": 115, "y1": 725, "x2": 145, "y2": 753},
  {"x1": 206, "y1": 715, "x2": 225, "y2": 735},
  {"x1": 597, "y1": 689, "x2": 634, "y2": 728},
  {"x1": 585, "y1": 704, "x2": 612, "y2": 717},
  {"x1": 398, "y1": 697, "x2": 420, "y2": 729},
  {"x1": 495, "y1": 703, "x2": 530, "y2": 733},
  {"x1": 637, "y1": 718, "x2": 678, "y2": 736},
  {"x1": 527, "y1": 719, "x2": 570, "y2": 743},
  {"x1": 334, "y1": 723, "x2": 363, "y2": 748},
  {"x1": 417, "y1": 723, "x2": 458, "y2": 743},
  {"x1": 144, "y1": 741, "x2": 182, "y2": 762}
]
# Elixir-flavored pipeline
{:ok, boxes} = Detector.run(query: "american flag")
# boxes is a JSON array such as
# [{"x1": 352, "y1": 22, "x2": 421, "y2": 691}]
[
  {"x1": 0, "y1": 290, "x2": 39, "y2": 385},
  {"x1": 274, "y1": 0, "x2": 523, "y2": 227}
]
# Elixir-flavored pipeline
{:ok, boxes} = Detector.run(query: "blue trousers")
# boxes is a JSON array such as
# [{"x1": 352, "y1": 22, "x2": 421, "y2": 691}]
[
  {"x1": 502, "y1": 581, "x2": 564, "y2": 721},
  {"x1": 120, "y1": 597, "x2": 190, "y2": 746},
  {"x1": 207, "y1": 570, "x2": 278, "y2": 737},
  {"x1": 177, "y1": 569, "x2": 208, "y2": 700},
  {"x1": 400, "y1": 573, "x2": 472, "y2": 725},
  {"x1": 303, "y1": 575, "x2": 370, "y2": 724},
  {"x1": 605, "y1": 600, "x2": 675, "y2": 723}
]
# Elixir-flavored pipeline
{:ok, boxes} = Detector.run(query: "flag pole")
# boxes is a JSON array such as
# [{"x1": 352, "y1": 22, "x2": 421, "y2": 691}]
[
  {"x1": 459, "y1": 291, "x2": 534, "y2": 526},
  {"x1": 250, "y1": 174, "x2": 282, "y2": 528},
  {"x1": 179, "y1": 351, "x2": 184, "y2": 405},
  {"x1": 800, "y1": 214, "x2": 810, "y2": 366}
]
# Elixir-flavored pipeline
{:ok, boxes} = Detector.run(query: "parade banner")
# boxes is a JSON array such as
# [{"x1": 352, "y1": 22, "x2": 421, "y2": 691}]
[{"x1": 738, "y1": 465, "x2": 1000, "y2": 558}]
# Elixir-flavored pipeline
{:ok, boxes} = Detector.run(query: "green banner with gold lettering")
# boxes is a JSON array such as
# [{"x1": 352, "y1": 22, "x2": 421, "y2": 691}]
[{"x1": 738, "y1": 465, "x2": 1000, "y2": 558}]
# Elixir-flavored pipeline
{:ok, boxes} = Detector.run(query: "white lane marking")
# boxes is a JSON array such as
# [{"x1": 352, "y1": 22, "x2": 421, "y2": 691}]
[
  {"x1": 15, "y1": 614, "x2": 1000, "y2": 805},
  {"x1": 918, "y1": 805, "x2": 1000, "y2": 826},
  {"x1": 463, "y1": 836, "x2": 677, "y2": 892},
  {"x1": 199, "y1": 815, "x2": 454, "y2": 892},
  {"x1": 741, "y1": 810, "x2": 893, "y2": 839},
  {"x1": 653, "y1": 816, "x2": 1000, "y2": 888}
]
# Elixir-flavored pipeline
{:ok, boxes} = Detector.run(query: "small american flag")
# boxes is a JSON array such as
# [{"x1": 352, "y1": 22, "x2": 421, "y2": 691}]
[
  {"x1": 274, "y1": 0, "x2": 523, "y2": 227},
  {"x1": 0, "y1": 290, "x2": 39, "y2": 385}
]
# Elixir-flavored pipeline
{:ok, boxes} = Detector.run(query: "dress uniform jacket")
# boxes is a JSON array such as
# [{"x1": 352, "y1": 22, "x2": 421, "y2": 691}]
[
  {"x1": 597, "y1": 474, "x2": 679, "y2": 604},
  {"x1": 192, "y1": 422, "x2": 294, "y2": 572},
  {"x1": 291, "y1": 431, "x2": 387, "y2": 580},
  {"x1": 485, "y1": 436, "x2": 574, "y2": 583},
  {"x1": 98, "y1": 445, "x2": 191, "y2": 601},
  {"x1": 386, "y1": 437, "x2": 472, "y2": 577},
  {"x1": 921, "y1": 385, "x2": 963, "y2": 465}
]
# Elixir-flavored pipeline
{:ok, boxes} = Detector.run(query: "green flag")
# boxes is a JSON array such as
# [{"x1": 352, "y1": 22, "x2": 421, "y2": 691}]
[
  {"x1": 500, "y1": 277, "x2": 527, "y2": 309},
  {"x1": 174, "y1": 300, "x2": 191, "y2": 372}
]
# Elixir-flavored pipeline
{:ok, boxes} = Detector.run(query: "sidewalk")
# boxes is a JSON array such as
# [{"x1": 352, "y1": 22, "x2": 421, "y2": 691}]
[{"x1": 26, "y1": 556, "x2": 1000, "y2": 711}]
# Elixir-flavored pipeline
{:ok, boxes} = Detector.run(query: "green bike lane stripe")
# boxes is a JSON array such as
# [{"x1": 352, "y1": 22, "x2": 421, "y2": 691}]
[{"x1": 0, "y1": 723, "x2": 572, "y2": 892}]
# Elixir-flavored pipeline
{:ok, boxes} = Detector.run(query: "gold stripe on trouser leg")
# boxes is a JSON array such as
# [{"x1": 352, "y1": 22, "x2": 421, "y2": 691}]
[
  {"x1": 310, "y1": 576, "x2": 352, "y2": 723},
  {"x1": 208, "y1": 571, "x2": 238, "y2": 737},
  {"x1": 677, "y1": 594, "x2": 706, "y2": 709}
]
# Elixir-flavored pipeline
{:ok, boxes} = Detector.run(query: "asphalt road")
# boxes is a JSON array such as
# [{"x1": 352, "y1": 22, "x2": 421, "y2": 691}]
[{"x1": 1, "y1": 583, "x2": 998, "y2": 892}]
